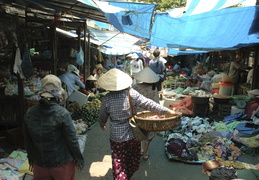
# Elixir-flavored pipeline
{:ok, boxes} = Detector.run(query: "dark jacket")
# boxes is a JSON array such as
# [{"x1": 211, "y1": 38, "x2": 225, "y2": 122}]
[{"x1": 24, "y1": 101, "x2": 84, "y2": 168}]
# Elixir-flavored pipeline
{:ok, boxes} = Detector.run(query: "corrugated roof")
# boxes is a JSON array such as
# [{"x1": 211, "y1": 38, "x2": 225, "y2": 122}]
[{"x1": 0, "y1": 0, "x2": 109, "y2": 30}]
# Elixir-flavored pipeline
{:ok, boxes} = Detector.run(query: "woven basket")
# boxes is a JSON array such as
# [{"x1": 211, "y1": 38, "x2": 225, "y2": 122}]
[{"x1": 134, "y1": 111, "x2": 182, "y2": 131}]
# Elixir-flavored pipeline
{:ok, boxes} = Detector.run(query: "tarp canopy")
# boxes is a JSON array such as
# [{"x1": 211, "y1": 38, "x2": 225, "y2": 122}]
[
  {"x1": 58, "y1": 26, "x2": 140, "y2": 55},
  {"x1": 3, "y1": 0, "x2": 258, "y2": 56},
  {"x1": 87, "y1": 27, "x2": 140, "y2": 54},
  {"x1": 168, "y1": 49, "x2": 208, "y2": 56},
  {"x1": 183, "y1": 0, "x2": 248, "y2": 16},
  {"x1": 151, "y1": 6, "x2": 259, "y2": 51},
  {"x1": 96, "y1": 1, "x2": 156, "y2": 39},
  {"x1": 168, "y1": 0, "x2": 249, "y2": 17}
]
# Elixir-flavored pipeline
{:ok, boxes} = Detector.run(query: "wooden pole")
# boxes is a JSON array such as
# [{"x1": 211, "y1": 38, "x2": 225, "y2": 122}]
[
  {"x1": 50, "y1": 26, "x2": 57, "y2": 75},
  {"x1": 252, "y1": 45, "x2": 259, "y2": 89},
  {"x1": 87, "y1": 28, "x2": 91, "y2": 77},
  {"x1": 83, "y1": 21, "x2": 87, "y2": 81}
]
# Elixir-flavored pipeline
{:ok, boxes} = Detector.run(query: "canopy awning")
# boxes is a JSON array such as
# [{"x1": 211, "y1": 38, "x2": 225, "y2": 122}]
[
  {"x1": 96, "y1": 1, "x2": 156, "y2": 39},
  {"x1": 151, "y1": 6, "x2": 259, "y2": 51}
]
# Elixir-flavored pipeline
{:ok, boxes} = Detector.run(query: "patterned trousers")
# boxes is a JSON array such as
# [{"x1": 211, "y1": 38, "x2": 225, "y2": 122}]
[{"x1": 110, "y1": 139, "x2": 141, "y2": 180}]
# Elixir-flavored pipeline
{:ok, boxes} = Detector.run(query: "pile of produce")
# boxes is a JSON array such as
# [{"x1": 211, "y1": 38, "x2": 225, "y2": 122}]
[
  {"x1": 71, "y1": 98, "x2": 102, "y2": 128},
  {"x1": 73, "y1": 119, "x2": 88, "y2": 134},
  {"x1": 165, "y1": 132, "x2": 242, "y2": 162},
  {"x1": 146, "y1": 115, "x2": 166, "y2": 119},
  {"x1": 88, "y1": 92, "x2": 107, "y2": 101},
  {"x1": 172, "y1": 78, "x2": 186, "y2": 82},
  {"x1": 164, "y1": 117, "x2": 243, "y2": 163}
]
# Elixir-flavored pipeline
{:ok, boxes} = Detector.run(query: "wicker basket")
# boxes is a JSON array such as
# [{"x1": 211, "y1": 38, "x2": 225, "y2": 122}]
[{"x1": 134, "y1": 111, "x2": 182, "y2": 131}]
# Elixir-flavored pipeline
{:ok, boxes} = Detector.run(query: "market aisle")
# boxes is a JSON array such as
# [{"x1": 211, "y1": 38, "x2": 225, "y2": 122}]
[{"x1": 75, "y1": 124, "x2": 209, "y2": 180}]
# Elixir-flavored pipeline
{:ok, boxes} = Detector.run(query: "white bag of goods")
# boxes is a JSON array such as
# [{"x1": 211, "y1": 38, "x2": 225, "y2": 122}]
[
  {"x1": 247, "y1": 89, "x2": 259, "y2": 98},
  {"x1": 221, "y1": 73, "x2": 233, "y2": 83},
  {"x1": 211, "y1": 74, "x2": 222, "y2": 83}
]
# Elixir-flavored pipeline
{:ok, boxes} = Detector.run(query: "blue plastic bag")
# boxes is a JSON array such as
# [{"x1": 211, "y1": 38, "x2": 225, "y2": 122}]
[{"x1": 74, "y1": 47, "x2": 84, "y2": 66}]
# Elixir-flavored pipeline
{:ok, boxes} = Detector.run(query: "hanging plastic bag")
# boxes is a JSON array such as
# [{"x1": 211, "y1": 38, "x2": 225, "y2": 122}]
[
  {"x1": 4, "y1": 82, "x2": 18, "y2": 96},
  {"x1": 21, "y1": 44, "x2": 34, "y2": 79},
  {"x1": 74, "y1": 47, "x2": 84, "y2": 66}
]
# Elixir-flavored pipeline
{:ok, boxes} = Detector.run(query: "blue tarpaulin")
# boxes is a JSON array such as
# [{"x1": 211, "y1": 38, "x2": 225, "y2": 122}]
[
  {"x1": 66, "y1": 27, "x2": 140, "y2": 55},
  {"x1": 151, "y1": 6, "x2": 259, "y2": 51},
  {"x1": 182, "y1": 0, "x2": 247, "y2": 16},
  {"x1": 168, "y1": 48, "x2": 208, "y2": 55},
  {"x1": 98, "y1": 1, "x2": 156, "y2": 39}
]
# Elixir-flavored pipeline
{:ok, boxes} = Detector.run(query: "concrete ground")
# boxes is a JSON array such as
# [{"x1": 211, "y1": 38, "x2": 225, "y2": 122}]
[
  {"x1": 75, "y1": 98, "x2": 259, "y2": 180},
  {"x1": 75, "y1": 124, "x2": 209, "y2": 180},
  {"x1": 76, "y1": 123, "x2": 259, "y2": 180}
]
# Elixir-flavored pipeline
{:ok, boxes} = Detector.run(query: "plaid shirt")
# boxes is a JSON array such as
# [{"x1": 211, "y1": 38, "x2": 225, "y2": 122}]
[{"x1": 99, "y1": 88, "x2": 168, "y2": 142}]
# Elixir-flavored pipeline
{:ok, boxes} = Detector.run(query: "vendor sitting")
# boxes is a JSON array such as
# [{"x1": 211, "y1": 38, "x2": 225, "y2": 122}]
[
  {"x1": 85, "y1": 75, "x2": 97, "y2": 93},
  {"x1": 172, "y1": 61, "x2": 181, "y2": 73},
  {"x1": 186, "y1": 71, "x2": 203, "y2": 88}
]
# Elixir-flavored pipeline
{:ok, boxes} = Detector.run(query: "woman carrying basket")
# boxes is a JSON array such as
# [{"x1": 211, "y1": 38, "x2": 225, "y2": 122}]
[{"x1": 97, "y1": 68, "x2": 177, "y2": 180}]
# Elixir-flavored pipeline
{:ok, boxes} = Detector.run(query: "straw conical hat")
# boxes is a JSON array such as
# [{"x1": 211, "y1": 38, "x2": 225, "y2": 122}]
[
  {"x1": 95, "y1": 63, "x2": 103, "y2": 69},
  {"x1": 86, "y1": 75, "x2": 97, "y2": 81},
  {"x1": 131, "y1": 53, "x2": 139, "y2": 59},
  {"x1": 134, "y1": 67, "x2": 159, "y2": 83},
  {"x1": 97, "y1": 68, "x2": 132, "y2": 91}
]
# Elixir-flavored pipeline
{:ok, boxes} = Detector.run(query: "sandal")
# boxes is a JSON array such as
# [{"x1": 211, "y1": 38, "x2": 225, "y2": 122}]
[
  {"x1": 142, "y1": 155, "x2": 149, "y2": 161},
  {"x1": 159, "y1": 94, "x2": 163, "y2": 100}
]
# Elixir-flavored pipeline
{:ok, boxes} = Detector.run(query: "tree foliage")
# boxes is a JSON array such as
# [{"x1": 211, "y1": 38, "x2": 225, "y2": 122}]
[{"x1": 131, "y1": 0, "x2": 187, "y2": 12}]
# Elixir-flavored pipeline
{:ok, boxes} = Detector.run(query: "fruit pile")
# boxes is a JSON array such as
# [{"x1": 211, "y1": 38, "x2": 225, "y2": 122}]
[
  {"x1": 71, "y1": 98, "x2": 102, "y2": 127},
  {"x1": 73, "y1": 119, "x2": 88, "y2": 134}
]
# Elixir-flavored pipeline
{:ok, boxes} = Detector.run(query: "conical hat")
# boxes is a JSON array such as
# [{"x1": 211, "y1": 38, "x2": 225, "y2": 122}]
[
  {"x1": 131, "y1": 53, "x2": 139, "y2": 59},
  {"x1": 97, "y1": 68, "x2": 132, "y2": 91},
  {"x1": 86, "y1": 75, "x2": 97, "y2": 81},
  {"x1": 95, "y1": 63, "x2": 103, "y2": 69},
  {"x1": 134, "y1": 67, "x2": 159, "y2": 83}
]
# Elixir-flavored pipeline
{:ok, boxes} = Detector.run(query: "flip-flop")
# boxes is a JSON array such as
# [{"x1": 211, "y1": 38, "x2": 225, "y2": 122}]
[{"x1": 142, "y1": 155, "x2": 149, "y2": 160}]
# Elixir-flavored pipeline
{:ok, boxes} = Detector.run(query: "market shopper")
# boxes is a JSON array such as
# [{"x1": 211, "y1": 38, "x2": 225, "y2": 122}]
[
  {"x1": 228, "y1": 54, "x2": 246, "y2": 94},
  {"x1": 149, "y1": 49, "x2": 166, "y2": 100},
  {"x1": 24, "y1": 74, "x2": 84, "y2": 180},
  {"x1": 93, "y1": 63, "x2": 104, "y2": 80},
  {"x1": 97, "y1": 68, "x2": 177, "y2": 180},
  {"x1": 130, "y1": 53, "x2": 143, "y2": 85},
  {"x1": 59, "y1": 64, "x2": 85, "y2": 96},
  {"x1": 133, "y1": 67, "x2": 160, "y2": 160}
]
